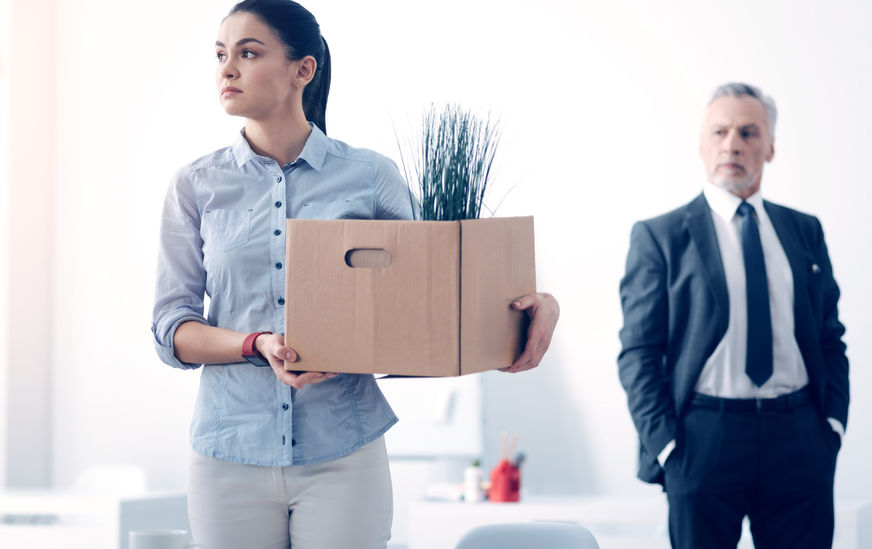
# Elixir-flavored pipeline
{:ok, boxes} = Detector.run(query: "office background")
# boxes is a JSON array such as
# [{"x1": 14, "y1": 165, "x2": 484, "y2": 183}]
[{"x1": 1, "y1": 0, "x2": 870, "y2": 537}]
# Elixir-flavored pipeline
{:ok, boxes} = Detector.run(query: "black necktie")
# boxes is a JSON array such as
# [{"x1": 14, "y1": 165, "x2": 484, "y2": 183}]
[{"x1": 737, "y1": 201, "x2": 773, "y2": 386}]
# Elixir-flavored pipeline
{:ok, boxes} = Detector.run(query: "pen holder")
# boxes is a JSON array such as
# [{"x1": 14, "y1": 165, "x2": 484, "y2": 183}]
[{"x1": 488, "y1": 459, "x2": 520, "y2": 502}]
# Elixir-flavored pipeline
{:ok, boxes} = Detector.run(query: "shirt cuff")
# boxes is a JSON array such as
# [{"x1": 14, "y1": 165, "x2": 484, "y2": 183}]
[
  {"x1": 152, "y1": 316, "x2": 208, "y2": 370},
  {"x1": 827, "y1": 417, "x2": 845, "y2": 439},
  {"x1": 657, "y1": 439, "x2": 676, "y2": 468}
]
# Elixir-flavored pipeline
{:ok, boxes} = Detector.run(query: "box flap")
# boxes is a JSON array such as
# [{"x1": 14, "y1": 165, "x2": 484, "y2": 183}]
[{"x1": 459, "y1": 217, "x2": 536, "y2": 374}]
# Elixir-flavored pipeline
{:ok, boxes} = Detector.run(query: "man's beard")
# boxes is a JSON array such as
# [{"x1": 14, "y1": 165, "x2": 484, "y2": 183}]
[{"x1": 710, "y1": 169, "x2": 758, "y2": 194}]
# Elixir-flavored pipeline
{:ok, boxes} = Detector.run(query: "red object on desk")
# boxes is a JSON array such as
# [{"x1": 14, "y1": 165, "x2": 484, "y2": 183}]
[{"x1": 488, "y1": 459, "x2": 520, "y2": 502}]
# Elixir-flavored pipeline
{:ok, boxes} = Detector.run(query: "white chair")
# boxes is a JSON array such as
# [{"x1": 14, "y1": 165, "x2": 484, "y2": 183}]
[{"x1": 454, "y1": 522, "x2": 600, "y2": 549}]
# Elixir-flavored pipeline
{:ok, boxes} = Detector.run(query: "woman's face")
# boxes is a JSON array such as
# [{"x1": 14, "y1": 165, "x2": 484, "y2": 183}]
[{"x1": 215, "y1": 12, "x2": 299, "y2": 120}]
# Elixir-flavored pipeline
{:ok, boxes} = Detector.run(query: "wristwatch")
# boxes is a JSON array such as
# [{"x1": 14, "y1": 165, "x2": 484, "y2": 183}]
[{"x1": 242, "y1": 331, "x2": 273, "y2": 367}]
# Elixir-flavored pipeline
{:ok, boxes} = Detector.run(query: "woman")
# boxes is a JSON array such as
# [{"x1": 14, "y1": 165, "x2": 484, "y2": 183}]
[{"x1": 152, "y1": 1, "x2": 559, "y2": 547}]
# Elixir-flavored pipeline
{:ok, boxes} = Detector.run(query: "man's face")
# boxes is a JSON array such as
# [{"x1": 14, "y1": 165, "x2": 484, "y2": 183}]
[{"x1": 699, "y1": 95, "x2": 775, "y2": 199}]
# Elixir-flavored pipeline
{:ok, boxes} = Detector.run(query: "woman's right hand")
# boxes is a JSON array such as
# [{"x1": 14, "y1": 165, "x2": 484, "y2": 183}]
[{"x1": 255, "y1": 333, "x2": 338, "y2": 389}]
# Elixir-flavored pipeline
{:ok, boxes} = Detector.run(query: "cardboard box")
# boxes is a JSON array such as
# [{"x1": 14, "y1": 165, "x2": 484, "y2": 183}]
[{"x1": 283, "y1": 216, "x2": 536, "y2": 376}]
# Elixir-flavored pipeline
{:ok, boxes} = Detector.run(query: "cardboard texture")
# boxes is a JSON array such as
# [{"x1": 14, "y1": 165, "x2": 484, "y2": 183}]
[{"x1": 284, "y1": 217, "x2": 536, "y2": 376}]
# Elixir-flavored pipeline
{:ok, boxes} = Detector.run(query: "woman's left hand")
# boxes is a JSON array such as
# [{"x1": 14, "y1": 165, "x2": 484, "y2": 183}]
[
  {"x1": 500, "y1": 292, "x2": 560, "y2": 373},
  {"x1": 257, "y1": 332, "x2": 338, "y2": 389}
]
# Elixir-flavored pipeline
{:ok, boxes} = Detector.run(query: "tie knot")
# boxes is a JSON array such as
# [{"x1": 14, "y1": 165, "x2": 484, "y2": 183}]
[{"x1": 737, "y1": 201, "x2": 755, "y2": 218}]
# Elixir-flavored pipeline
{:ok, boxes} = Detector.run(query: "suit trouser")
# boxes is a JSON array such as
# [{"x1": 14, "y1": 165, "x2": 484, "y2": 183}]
[
  {"x1": 187, "y1": 437, "x2": 393, "y2": 549},
  {"x1": 664, "y1": 391, "x2": 840, "y2": 549}
]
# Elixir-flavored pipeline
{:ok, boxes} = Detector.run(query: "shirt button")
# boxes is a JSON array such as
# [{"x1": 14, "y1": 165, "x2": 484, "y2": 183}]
[
  {"x1": 277, "y1": 297, "x2": 285, "y2": 305},
  {"x1": 274, "y1": 229, "x2": 281, "y2": 236},
  {"x1": 281, "y1": 403, "x2": 289, "y2": 411},
  {"x1": 276, "y1": 176, "x2": 282, "y2": 183},
  {"x1": 275, "y1": 262, "x2": 283, "y2": 270},
  {"x1": 275, "y1": 201, "x2": 282, "y2": 208}
]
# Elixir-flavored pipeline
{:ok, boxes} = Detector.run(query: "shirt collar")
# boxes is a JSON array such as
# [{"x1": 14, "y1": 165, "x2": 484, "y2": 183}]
[
  {"x1": 231, "y1": 129, "x2": 258, "y2": 168},
  {"x1": 296, "y1": 123, "x2": 327, "y2": 172},
  {"x1": 231, "y1": 122, "x2": 328, "y2": 171},
  {"x1": 702, "y1": 183, "x2": 765, "y2": 223}
]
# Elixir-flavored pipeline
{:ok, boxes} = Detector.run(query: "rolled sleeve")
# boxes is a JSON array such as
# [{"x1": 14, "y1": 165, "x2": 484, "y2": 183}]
[
  {"x1": 152, "y1": 316, "x2": 208, "y2": 370},
  {"x1": 152, "y1": 168, "x2": 208, "y2": 370}
]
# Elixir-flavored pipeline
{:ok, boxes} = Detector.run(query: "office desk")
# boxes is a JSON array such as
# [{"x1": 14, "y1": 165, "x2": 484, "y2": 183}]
[
  {"x1": 408, "y1": 496, "x2": 872, "y2": 549},
  {"x1": 0, "y1": 490, "x2": 188, "y2": 549},
  {"x1": 409, "y1": 496, "x2": 670, "y2": 549}
]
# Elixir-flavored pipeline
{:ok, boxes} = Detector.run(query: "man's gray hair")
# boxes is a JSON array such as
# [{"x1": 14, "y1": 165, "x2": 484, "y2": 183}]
[{"x1": 709, "y1": 82, "x2": 777, "y2": 138}]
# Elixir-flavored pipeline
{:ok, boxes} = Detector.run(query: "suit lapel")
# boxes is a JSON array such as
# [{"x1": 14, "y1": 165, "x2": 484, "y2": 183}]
[
  {"x1": 763, "y1": 200, "x2": 806, "y2": 285},
  {"x1": 765, "y1": 200, "x2": 826, "y2": 406},
  {"x1": 764, "y1": 201, "x2": 814, "y2": 351},
  {"x1": 684, "y1": 194, "x2": 729, "y2": 325}
]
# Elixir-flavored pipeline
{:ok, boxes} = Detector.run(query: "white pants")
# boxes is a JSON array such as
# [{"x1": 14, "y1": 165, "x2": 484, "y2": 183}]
[{"x1": 187, "y1": 437, "x2": 393, "y2": 549}]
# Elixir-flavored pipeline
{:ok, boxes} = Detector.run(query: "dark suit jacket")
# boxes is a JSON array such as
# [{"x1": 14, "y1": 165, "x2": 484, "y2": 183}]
[{"x1": 618, "y1": 193, "x2": 850, "y2": 485}]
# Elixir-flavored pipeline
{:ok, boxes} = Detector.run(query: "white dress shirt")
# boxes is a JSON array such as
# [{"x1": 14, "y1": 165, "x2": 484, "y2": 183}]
[
  {"x1": 696, "y1": 184, "x2": 808, "y2": 398},
  {"x1": 657, "y1": 185, "x2": 842, "y2": 467}
]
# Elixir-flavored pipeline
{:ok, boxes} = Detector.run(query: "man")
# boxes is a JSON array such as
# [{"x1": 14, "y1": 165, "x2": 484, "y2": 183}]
[{"x1": 618, "y1": 83, "x2": 849, "y2": 548}]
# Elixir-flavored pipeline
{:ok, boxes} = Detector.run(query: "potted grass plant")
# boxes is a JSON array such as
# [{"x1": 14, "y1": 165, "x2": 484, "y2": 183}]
[
  {"x1": 283, "y1": 104, "x2": 534, "y2": 377},
  {"x1": 397, "y1": 104, "x2": 501, "y2": 220}
]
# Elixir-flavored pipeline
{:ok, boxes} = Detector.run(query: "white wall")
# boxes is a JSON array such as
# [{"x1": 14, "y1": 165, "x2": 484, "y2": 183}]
[
  {"x1": 0, "y1": 0, "x2": 11, "y2": 489},
  {"x1": 469, "y1": 0, "x2": 872, "y2": 500},
  {"x1": 47, "y1": 0, "x2": 232, "y2": 491},
  {"x1": 3, "y1": 0, "x2": 55, "y2": 489},
  {"x1": 5, "y1": 0, "x2": 870, "y2": 507}
]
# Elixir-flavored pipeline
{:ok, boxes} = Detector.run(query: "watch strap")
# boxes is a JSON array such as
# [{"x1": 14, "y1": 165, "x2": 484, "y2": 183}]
[{"x1": 242, "y1": 331, "x2": 273, "y2": 358}]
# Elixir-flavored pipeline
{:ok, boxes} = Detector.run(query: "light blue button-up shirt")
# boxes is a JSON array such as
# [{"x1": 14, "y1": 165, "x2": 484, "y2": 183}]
[{"x1": 152, "y1": 124, "x2": 414, "y2": 466}]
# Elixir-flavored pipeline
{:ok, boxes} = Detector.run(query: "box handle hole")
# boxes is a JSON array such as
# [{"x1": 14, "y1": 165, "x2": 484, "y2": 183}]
[{"x1": 345, "y1": 248, "x2": 392, "y2": 269}]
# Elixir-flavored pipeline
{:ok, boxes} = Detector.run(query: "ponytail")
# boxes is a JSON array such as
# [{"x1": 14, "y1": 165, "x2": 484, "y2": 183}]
[{"x1": 302, "y1": 37, "x2": 330, "y2": 134}]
